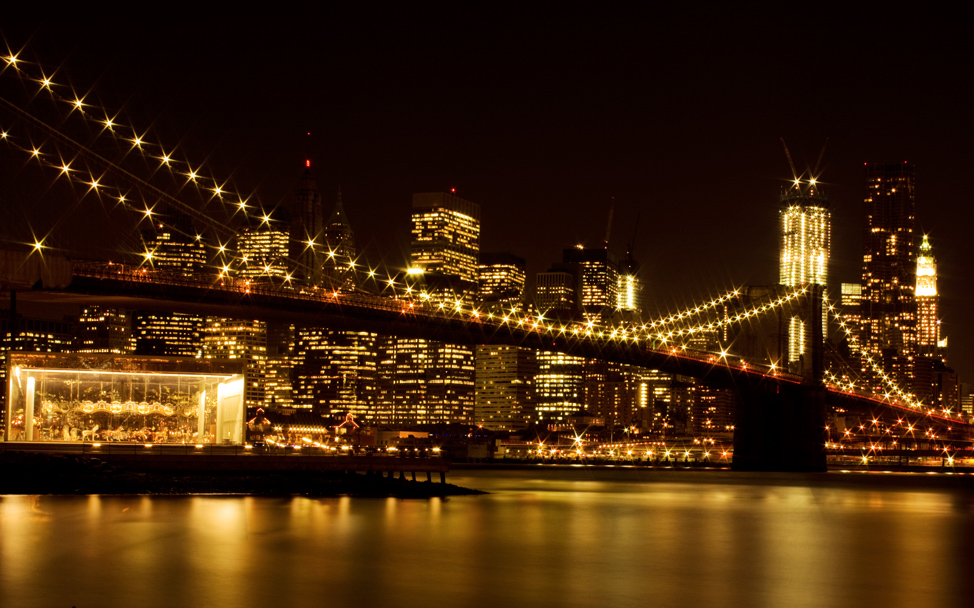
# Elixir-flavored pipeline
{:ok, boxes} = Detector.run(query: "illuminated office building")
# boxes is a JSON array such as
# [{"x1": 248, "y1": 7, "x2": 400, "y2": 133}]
[
  {"x1": 133, "y1": 312, "x2": 203, "y2": 357},
  {"x1": 915, "y1": 235, "x2": 941, "y2": 354},
  {"x1": 583, "y1": 360, "x2": 646, "y2": 431},
  {"x1": 474, "y1": 345, "x2": 536, "y2": 430},
  {"x1": 691, "y1": 384, "x2": 737, "y2": 436},
  {"x1": 616, "y1": 274, "x2": 640, "y2": 313},
  {"x1": 263, "y1": 322, "x2": 294, "y2": 409},
  {"x1": 534, "y1": 351, "x2": 585, "y2": 426},
  {"x1": 860, "y1": 162, "x2": 917, "y2": 386},
  {"x1": 562, "y1": 246, "x2": 619, "y2": 322},
  {"x1": 237, "y1": 217, "x2": 290, "y2": 283},
  {"x1": 291, "y1": 327, "x2": 378, "y2": 420},
  {"x1": 535, "y1": 271, "x2": 576, "y2": 316},
  {"x1": 615, "y1": 247, "x2": 642, "y2": 318},
  {"x1": 141, "y1": 213, "x2": 207, "y2": 276},
  {"x1": 779, "y1": 177, "x2": 830, "y2": 369},
  {"x1": 202, "y1": 318, "x2": 267, "y2": 408},
  {"x1": 478, "y1": 252, "x2": 526, "y2": 314},
  {"x1": 840, "y1": 283, "x2": 862, "y2": 335},
  {"x1": 379, "y1": 337, "x2": 474, "y2": 425},
  {"x1": 410, "y1": 191, "x2": 481, "y2": 283},
  {"x1": 75, "y1": 306, "x2": 133, "y2": 354},
  {"x1": 289, "y1": 161, "x2": 325, "y2": 286},
  {"x1": 397, "y1": 191, "x2": 479, "y2": 424}
]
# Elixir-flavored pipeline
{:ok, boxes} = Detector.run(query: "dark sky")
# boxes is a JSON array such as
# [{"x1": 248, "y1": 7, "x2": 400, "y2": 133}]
[{"x1": 3, "y1": 5, "x2": 974, "y2": 381}]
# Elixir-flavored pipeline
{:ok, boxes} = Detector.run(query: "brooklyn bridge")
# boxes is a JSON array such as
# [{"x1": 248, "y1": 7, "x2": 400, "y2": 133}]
[{"x1": 0, "y1": 48, "x2": 966, "y2": 473}]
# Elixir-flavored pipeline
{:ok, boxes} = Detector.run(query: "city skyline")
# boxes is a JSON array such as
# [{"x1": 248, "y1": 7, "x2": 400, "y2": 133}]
[{"x1": 1, "y1": 7, "x2": 972, "y2": 379}]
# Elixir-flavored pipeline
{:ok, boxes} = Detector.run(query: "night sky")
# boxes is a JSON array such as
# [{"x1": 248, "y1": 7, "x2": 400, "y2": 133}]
[{"x1": 3, "y1": 6, "x2": 973, "y2": 381}]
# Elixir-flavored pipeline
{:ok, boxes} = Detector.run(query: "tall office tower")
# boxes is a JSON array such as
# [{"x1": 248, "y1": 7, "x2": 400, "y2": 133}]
[
  {"x1": 474, "y1": 345, "x2": 537, "y2": 430},
  {"x1": 291, "y1": 327, "x2": 377, "y2": 420},
  {"x1": 202, "y1": 318, "x2": 267, "y2": 408},
  {"x1": 379, "y1": 337, "x2": 475, "y2": 425},
  {"x1": 141, "y1": 213, "x2": 207, "y2": 276},
  {"x1": 263, "y1": 322, "x2": 294, "y2": 409},
  {"x1": 132, "y1": 312, "x2": 203, "y2": 357},
  {"x1": 75, "y1": 306, "x2": 133, "y2": 353},
  {"x1": 839, "y1": 283, "x2": 862, "y2": 335},
  {"x1": 582, "y1": 360, "x2": 645, "y2": 431},
  {"x1": 616, "y1": 246, "x2": 642, "y2": 319},
  {"x1": 915, "y1": 235, "x2": 941, "y2": 356},
  {"x1": 535, "y1": 271, "x2": 577, "y2": 316},
  {"x1": 400, "y1": 191, "x2": 479, "y2": 424},
  {"x1": 562, "y1": 246, "x2": 619, "y2": 323},
  {"x1": 374, "y1": 335, "x2": 398, "y2": 423},
  {"x1": 237, "y1": 212, "x2": 290, "y2": 283},
  {"x1": 860, "y1": 162, "x2": 917, "y2": 387},
  {"x1": 410, "y1": 191, "x2": 481, "y2": 281},
  {"x1": 477, "y1": 253, "x2": 526, "y2": 315},
  {"x1": 321, "y1": 189, "x2": 357, "y2": 290},
  {"x1": 534, "y1": 351, "x2": 585, "y2": 426},
  {"x1": 778, "y1": 177, "x2": 830, "y2": 369},
  {"x1": 289, "y1": 161, "x2": 325, "y2": 286}
]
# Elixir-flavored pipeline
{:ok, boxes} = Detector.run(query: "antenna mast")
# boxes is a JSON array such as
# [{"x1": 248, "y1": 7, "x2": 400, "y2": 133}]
[{"x1": 604, "y1": 197, "x2": 615, "y2": 249}]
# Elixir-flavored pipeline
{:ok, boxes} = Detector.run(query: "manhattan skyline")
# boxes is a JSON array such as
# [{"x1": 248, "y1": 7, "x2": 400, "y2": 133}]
[{"x1": 1, "y1": 6, "x2": 972, "y2": 380}]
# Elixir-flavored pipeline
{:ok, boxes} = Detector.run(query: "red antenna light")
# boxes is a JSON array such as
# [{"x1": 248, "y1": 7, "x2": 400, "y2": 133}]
[
  {"x1": 450, "y1": 187, "x2": 456, "y2": 193},
  {"x1": 306, "y1": 159, "x2": 311, "y2": 168}
]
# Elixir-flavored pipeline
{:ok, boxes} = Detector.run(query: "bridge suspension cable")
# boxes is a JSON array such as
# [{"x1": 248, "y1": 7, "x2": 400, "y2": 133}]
[
  {"x1": 825, "y1": 302, "x2": 949, "y2": 416},
  {"x1": 643, "y1": 286, "x2": 807, "y2": 341},
  {"x1": 0, "y1": 49, "x2": 327, "y2": 281},
  {"x1": 1, "y1": 51, "x2": 265, "y2": 229}
]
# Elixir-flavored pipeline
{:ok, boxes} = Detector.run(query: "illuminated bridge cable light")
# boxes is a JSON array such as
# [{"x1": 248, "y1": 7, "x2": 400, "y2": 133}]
[
  {"x1": 0, "y1": 131, "x2": 256, "y2": 269},
  {"x1": 827, "y1": 301, "x2": 937, "y2": 414},
  {"x1": 1, "y1": 56, "x2": 271, "y2": 230}
]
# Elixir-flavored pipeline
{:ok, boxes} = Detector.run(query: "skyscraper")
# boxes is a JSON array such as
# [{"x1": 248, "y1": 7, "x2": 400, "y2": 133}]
[
  {"x1": 477, "y1": 252, "x2": 526, "y2": 315},
  {"x1": 132, "y1": 311, "x2": 203, "y2": 357},
  {"x1": 562, "y1": 246, "x2": 619, "y2": 323},
  {"x1": 291, "y1": 327, "x2": 378, "y2": 420},
  {"x1": 141, "y1": 213, "x2": 207, "y2": 276},
  {"x1": 616, "y1": 245, "x2": 643, "y2": 320},
  {"x1": 860, "y1": 162, "x2": 917, "y2": 387},
  {"x1": 322, "y1": 189, "x2": 357, "y2": 289},
  {"x1": 289, "y1": 161, "x2": 325, "y2": 286},
  {"x1": 75, "y1": 306, "x2": 133, "y2": 354},
  {"x1": 390, "y1": 191, "x2": 481, "y2": 425},
  {"x1": 202, "y1": 318, "x2": 267, "y2": 409},
  {"x1": 915, "y1": 235, "x2": 941, "y2": 355},
  {"x1": 380, "y1": 337, "x2": 474, "y2": 425},
  {"x1": 410, "y1": 191, "x2": 481, "y2": 285},
  {"x1": 237, "y1": 211, "x2": 290, "y2": 283},
  {"x1": 534, "y1": 351, "x2": 585, "y2": 425},
  {"x1": 534, "y1": 271, "x2": 576, "y2": 316},
  {"x1": 778, "y1": 177, "x2": 830, "y2": 369},
  {"x1": 474, "y1": 345, "x2": 536, "y2": 430}
]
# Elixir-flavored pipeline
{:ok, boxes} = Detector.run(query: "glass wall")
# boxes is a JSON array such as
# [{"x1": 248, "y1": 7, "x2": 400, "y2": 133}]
[{"x1": 5, "y1": 354, "x2": 244, "y2": 444}]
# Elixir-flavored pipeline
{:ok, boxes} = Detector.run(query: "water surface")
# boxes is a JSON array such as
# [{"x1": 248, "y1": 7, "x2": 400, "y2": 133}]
[{"x1": 2, "y1": 468, "x2": 972, "y2": 607}]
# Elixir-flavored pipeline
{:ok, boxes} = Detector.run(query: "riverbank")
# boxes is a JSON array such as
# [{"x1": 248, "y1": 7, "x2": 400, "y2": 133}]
[{"x1": 0, "y1": 450, "x2": 483, "y2": 497}]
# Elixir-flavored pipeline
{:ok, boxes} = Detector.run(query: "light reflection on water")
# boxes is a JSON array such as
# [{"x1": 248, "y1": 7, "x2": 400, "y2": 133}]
[{"x1": 2, "y1": 469, "x2": 973, "y2": 608}]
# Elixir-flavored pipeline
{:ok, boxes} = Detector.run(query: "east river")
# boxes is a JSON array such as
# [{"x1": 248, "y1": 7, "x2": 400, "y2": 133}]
[{"x1": 2, "y1": 467, "x2": 973, "y2": 608}]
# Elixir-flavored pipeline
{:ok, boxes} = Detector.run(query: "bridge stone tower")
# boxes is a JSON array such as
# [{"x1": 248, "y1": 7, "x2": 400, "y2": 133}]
[{"x1": 732, "y1": 284, "x2": 827, "y2": 471}]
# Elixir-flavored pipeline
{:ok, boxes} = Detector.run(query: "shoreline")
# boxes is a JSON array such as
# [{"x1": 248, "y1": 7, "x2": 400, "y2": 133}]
[{"x1": 0, "y1": 450, "x2": 483, "y2": 498}]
